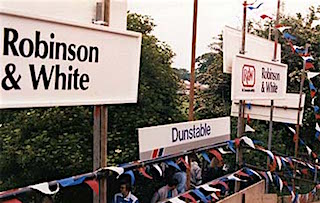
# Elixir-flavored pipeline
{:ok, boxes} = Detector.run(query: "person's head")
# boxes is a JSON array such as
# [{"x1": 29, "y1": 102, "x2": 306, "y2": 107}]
[
  {"x1": 167, "y1": 178, "x2": 178, "y2": 190},
  {"x1": 119, "y1": 180, "x2": 131, "y2": 197}
]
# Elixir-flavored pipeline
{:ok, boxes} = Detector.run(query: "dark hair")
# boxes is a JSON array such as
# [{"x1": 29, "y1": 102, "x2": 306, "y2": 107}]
[
  {"x1": 119, "y1": 179, "x2": 131, "y2": 191},
  {"x1": 167, "y1": 178, "x2": 178, "y2": 187}
]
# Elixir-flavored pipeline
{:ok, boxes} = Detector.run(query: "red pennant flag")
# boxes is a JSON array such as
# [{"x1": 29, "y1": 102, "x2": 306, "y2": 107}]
[
  {"x1": 260, "y1": 14, "x2": 272, "y2": 20},
  {"x1": 247, "y1": 114, "x2": 250, "y2": 124},
  {"x1": 311, "y1": 90, "x2": 316, "y2": 98},
  {"x1": 179, "y1": 157, "x2": 190, "y2": 170},
  {"x1": 85, "y1": 180, "x2": 99, "y2": 195},
  {"x1": 209, "y1": 149, "x2": 223, "y2": 162},
  {"x1": 301, "y1": 169, "x2": 309, "y2": 175},
  {"x1": 3, "y1": 199, "x2": 22, "y2": 203},
  {"x1": 312, "y1": 152, "x2": 318, "y2": 159},
  {"x1": 283, "y1": 181, "x2": 288, "y2": 186},
  {"x1": 181, "y1": 193, "x2": 197, "y2": 203},
  {"x1": 316, "y1": 114, "x2": 320, "y2": 120},
  {"x1": 138, "y1": 167, "x2": 153, "y2": 179},
  {"x1": 269, "y1": 159, "x2": 277, "y2": 172},
  {"x1": 234, "y1": 138, "x2": 240, "y2": 147},
  {"x1": 237, "y1": 171, "x2": 250, "y2": 178},
  {"x1": 306, "y1": 62, "x2": 315, "y2": 70}
]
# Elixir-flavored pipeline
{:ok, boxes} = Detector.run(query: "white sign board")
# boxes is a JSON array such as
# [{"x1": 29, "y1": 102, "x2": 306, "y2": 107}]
[
  {"x1": 231, "y1": 93, "x2": 305, "y2": 125},
  {"x1": 138, "y1": 117, "x2": 230, "y2": 161},
  {"x1": 223, "y1": 26, "x2": 281, "y2": 74},
  {"x1": 231, "y1": 55, "x2": 287, "y2": 100},
  {"x1": 0, "y1": 10, "x2": 142, "y2": 108}
]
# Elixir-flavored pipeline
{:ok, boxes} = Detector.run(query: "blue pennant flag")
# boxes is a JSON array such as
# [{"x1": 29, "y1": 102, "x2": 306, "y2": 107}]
[
  {"x1": 57, "y1": 175, "x2": 87, "y2": 187},
  {"x1": 193, "y1": 189, "x2": 208, "y2": 203},
  {"x1": 165, "y1": 160, "x2": 181, "y2": 171},
  {"x1": 284, "y1": 32, "x2": 297, "y2": 41},
  {"x1": 228, "y1": 141, "x2": 236, "y2": 153},
  {"x1": 314, "y1": 106, "x2": 320, "y2": 113},
  {"x1": 299, "y1": 139, "x2": 305, "y2": 146},
  {"x1": 315, "y1": 131, "x2": 320, "y2": 140},
  {"x1": 248, "y1": 3, "x2": 263, "y2": 10},
  {"x1": 201, "y1": 151, "x2": 211, "y2": 163},
  {"x1": 247, "y1": 103, "x2": 252, "y2": 110},
  {"x1": 124, "y1": 170, "x2": 135, "y2": 186},
  {"x1": 309, "y1": 82, "x2": 317, "y2": 92}
]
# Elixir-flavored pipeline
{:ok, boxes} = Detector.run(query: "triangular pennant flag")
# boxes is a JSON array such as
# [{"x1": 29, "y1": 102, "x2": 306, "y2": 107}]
[
  {"x1": 275, "y1": 156, "x2": 282, "y2": 171},
  {"x1": 193, "y1": 189, "x2": 208, "y2": 203},
  {"x1": 3, "y1": 199, "x2": 22, "y2": 203},
  {"x1": 277, "y1": 26, "x2": 291, "y2": 33},
  {"x1": 104, "y1": 166, "x2": 124, "y2": 178},
  {"x1": 260, "y1": 14, "x2": 272, "y2": 20},
  {"x1": 217, "y1": 148, "x2": 233, "y2": 154},
  {"x1": 179, "y1": 157, "x2": 190, "y2": 170},
  {"x1": 29, "y1": 182, "x2": 59, "y2": 195},
  {"x1": 245, "y1": 125, "x2": 255, "y2": 133},
  {"x1": 314, "y1": 106, "x2": 320, "y2": 113},
  {"x1": 293, "y1": 45, "x2": 307, "y2": 54},
  {"x1": 278, "y1": 176, "x2": 283, "y2": 193},
  {"x1": 227, "y1": 174, "x2": 247, "y2": 182},
  {"x1": 227, "y1": 141, "x2": 236, "y2": 153},
  {"x1": 288, "y1": 126, "x2": 296, "y2": 134},
  {"x1": 236, "y1": 171, "x2": 250, "y2": 178},
  {"x1": 201, "y1": 151, "x2": 211, "y2": 163},
  {"x1": 152, "y1": 164, "x2": 163, "y2": 177},
  {"x1": 124, "y1": 170, "x2": 135, "y2": 186},
  {"x1": 211, "y1": 192, "x2": 220, "y2": 200},
  {"x1": 57, "y1": 176, "x2": 86, "y2": 187},
  {"x1": 165, "y1": 160, "x2": 181, "y2": 171},
  {"x1": 248, "y1": 2, "x2": 263, "y2": 10},
  {"x1": 302, "y1": 55, "x2": 314, "y2": 62},
  {"x1": 306, "y1": 62, "x2": 315, "y2": 70},
  {"x1": 307, "y1": 72, "x2": 320, "y2": 80},
  {"x1": 244, "y1": 168, "x2": 262, "y2": 179},
  {"x1": 84, "y1": 180, "x2": 99, "y2": 195},
  {"x1": 312, "y1": 97, "x2": 315, "y2": 105},
  {"x1": 234, "y1": 138, "x2": 240, "y2": 147},
  {"x1": 306, "y1": 146, "x2": 312, "y2": 156},
  {"x1": 209, "y1": 149, "x2": 223, "y2": 162},
  {"x1": 284, "y1": 32, "x2": 297, "y2": 40},
  {"x1": 169, "y1": 197, "x2": 186, "y2": 203},
  {"x1": 200, "y1": 184, "x2": 221, "y2": 192},
  {"x1": 315, "y1": 131, "x2": 320, "y2": 141},
  {"x1": 266, "y1": 171, "x2": 273, "y2": 182},
  {"x1": 240, "y1": 136, "x2": 255, "y2": 149},
  {"x1": 181, "y1": 193, "x2": 197, "y2": 203},
  {"x1": 138, "y1": 167, "x2": 153, "y2": 179},
  {"x1": 316, "y1": 123, "x2": 320, "y2": 132}
]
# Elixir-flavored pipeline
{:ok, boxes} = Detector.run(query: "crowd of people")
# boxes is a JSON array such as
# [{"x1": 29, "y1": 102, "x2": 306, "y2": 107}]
[{"x1": 113, "y1": 153, "x2": 225, "y2": 203}]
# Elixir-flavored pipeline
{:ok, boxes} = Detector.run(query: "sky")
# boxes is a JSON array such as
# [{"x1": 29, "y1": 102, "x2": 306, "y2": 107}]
[{"x1": 127, "y1": 0, "x2": 320, "y2": 70}]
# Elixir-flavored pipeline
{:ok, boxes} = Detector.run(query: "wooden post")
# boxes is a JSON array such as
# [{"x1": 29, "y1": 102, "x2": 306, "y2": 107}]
[
  {"x1": 235, "y1": 0, "x2": 247, "y2": 193},
  {"x1": 187, "y1": 0, "x2": 198, "y2": 193},
  {"x1": 93, "y1": 1, "x2": 110, "y2": 203}
]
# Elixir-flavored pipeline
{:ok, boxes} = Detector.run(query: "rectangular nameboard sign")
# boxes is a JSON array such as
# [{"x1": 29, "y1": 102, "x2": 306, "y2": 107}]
[
  {"x1": 231, "y1": 54, "x2": 287, "y2": 100},
  {"x1": 0, "y1": 10, "x2": 141, "y2": 108},
  {"x1": 231, "y1": 93, "x2": 305, "y2": 125},
  {"x1": 223, "y1": 25, "x2": 281, "y2": 74},
  {"x1": 138, "y1": 117, "x2": 230, "y2": 161}
]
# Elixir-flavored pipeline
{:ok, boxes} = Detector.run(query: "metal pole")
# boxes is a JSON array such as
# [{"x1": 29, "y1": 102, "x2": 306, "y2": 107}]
[
  {"x1": 235, "y1": 0, "x2": 247, "y2": 193},
  {"x1": 266, "y1": 0, "x2": 280, "y2": 193},
  {"x1": 187, "y1": 0, "x2": 198, "y2": 192},
  {"x1": 293, "y1": 44, "x2": 309, "y2": 191}
]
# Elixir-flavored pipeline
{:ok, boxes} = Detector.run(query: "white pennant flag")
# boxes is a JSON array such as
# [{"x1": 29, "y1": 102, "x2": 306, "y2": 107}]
[
  {"x1": 291, "y1": 191, "x2": 295, "y2": 202},
  {"x1": 104, "y1": 166, "x2": 124, "y2": 178},
  {"x1": 168, "y1": 197, "x2": 186, "y2": 203},
  {"x1": 277, "y1": 26, "x2": 291, "y2": 33},
  {"x1": 247, "y1": 168, "x2": 262, "y2": 179},
  {"x1": 245, "y1": 124, "x2": 255, "y2": 132},
  {"x1": 288, "y1": 126, "x2": 296, "y2": 134},
  {"x1": 307, "y1": 72, "x2": 320, "y2": 80},
  {"x1": 316, "y1": 123, "x2": 320, "y2": 132},
  {"x1": 211, "y1": 193, "x2": 219, "y2": 200},
  {"x1": 307, "y1": 163, "x2": 315, "y2": 170},
  {"x1": 227, "y1": 174, "x2": 247, "y2": 182},
  {"x1": 218, "y1": 147, "x2": 233, "y2": 154},
  {"x1": 153, "y1": 164, "x2": 163, "y2": 177},
  {"x1": 266, "y1": 171, "x2": 273, "y2": 182},
  {"x1": 200, "y1": 184, "x2": 221, "y2": 192},
  {"x1": 241, "y1": 136, "x2": 255, "y2": 149},
  {"x1": 278, "y1": 176, "x2": 283, "y2": 193},
  {"x1": 275, "y1": 156, "x2": 282, "y2": 171},
  {"x1": 306, "y1": 146, "x2": 312, "y2": 155},
  {"x1": 302, "y1": 56, "x2": 314, "y2": 61},
  {"x1": 312, "y1": 98, "x2": 316, "y2": 105},
  {"x1": 29, "y1": 182, "x2": 59, "y2": 195}
]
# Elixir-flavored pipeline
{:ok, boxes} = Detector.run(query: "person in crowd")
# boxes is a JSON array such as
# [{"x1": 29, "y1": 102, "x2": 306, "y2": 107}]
[
  {"x1": 150, "y1": 178, "x2": 178, "y2": 203},
  {"x1": 113, "y1": 180, "x2": 139, "y2": 203},
  {"x1": 173, "y1": 171, "x2": 187, "y2": 194},
  {"x1": 190, "y1": 154, "x2": 202, "y2": 187}
]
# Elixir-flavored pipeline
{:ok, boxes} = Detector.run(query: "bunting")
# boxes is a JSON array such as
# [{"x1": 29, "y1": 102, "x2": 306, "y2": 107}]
[
  {"x1": 245, "y1": 124, "x2": 255, "y2": 133},
  {"x1": 84, "y1": 180, "x2": 99, "y2": 195},
  {"x1": 29, "y1": 182, "x2": 59, "y2": 195},
  {"x1": 248, "y1": 2, "x2": 263, "y2": 10},
  {"x1": 260, "y1": 14, "x2": 272, "y2": 20}
]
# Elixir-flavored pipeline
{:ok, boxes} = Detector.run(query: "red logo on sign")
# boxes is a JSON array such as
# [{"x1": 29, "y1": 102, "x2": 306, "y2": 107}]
[{"x1": 242, "y1": 65, "x2": 255, "y2": 87}]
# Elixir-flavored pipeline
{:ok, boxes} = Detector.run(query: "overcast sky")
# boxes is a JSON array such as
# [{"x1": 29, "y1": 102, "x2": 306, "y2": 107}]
[{"x1": 127, "y1": 0, "x2": 320, "y2": 70}]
